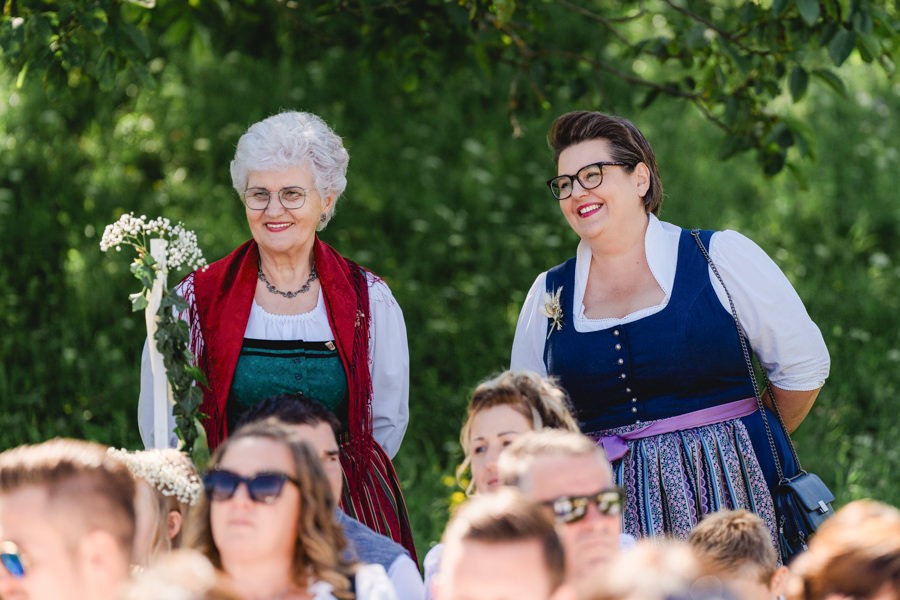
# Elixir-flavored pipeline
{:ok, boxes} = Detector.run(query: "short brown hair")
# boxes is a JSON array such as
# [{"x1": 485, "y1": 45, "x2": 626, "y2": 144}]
[
  {"x1": 0, "y1": 438, "x2": 136, "y2": 553},
  {"x1": 787, "y1": 499, "x2": 900, "y2": 600},
  {"x1": 498, "y1": 429, "x2": 610, "y2": 491},
  {"x1": 548, "y1": 111, "x2": 663, "y2": 215},
  {"x1": 441, "y1": 489, "x2": 566, "y2": 592},
  {"x1": 457, "y1": 369, "x2": 580, "y2": 494},
  {"x1": 688, "y1": 509, "x2": 777, "y2": 583}
]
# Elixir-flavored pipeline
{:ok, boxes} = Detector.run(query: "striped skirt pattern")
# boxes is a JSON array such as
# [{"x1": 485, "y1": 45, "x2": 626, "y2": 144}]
[{"x1": 590, "y1": 418, "x2": 778, "y2": 547}]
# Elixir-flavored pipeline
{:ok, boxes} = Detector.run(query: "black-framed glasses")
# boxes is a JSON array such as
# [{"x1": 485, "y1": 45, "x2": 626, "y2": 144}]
[
  {"x1": 243, "y1": 186, "x2": 308, "y2": 211},
  {"x1": 547, "y1": 161, "x2": 629, "y2": 200},
  {"x1": 203, "y1": 469, "x2": 299, "y2": 504},
  {"x1": 543, "y1": 487, "x2": 624, "y2": 524},
  {"x1": 0, "y1": 541, "x2": 26, "y2": 579}
]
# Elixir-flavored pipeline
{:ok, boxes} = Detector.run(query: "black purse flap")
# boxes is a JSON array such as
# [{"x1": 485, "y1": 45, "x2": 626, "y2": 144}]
[{"x1": 780, "y1": 472, "x2": 835, "y2": 513}]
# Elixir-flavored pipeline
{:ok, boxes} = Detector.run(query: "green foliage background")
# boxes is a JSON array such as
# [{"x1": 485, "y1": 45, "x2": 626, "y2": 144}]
[{"x1": 1, "y1": 0, "x2": 898, "y2": 560}]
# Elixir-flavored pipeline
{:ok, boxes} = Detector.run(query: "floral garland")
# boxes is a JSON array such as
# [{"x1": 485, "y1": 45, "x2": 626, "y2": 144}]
[
  {"x1": 108, "y1": 447, "x2": 203, "y2": 506},
  {"x1": 100, "y1": 213, "x2": 209, "y2": 464}
]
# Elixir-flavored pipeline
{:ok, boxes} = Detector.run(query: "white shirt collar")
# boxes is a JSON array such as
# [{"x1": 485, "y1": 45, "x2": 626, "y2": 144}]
[{"x1": 571, "y1": 213, "x2": 682, "y2": 325}]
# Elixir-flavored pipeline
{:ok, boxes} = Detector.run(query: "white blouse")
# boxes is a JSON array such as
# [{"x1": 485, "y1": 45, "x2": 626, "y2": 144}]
[
  {"x1": 310, "y1": 563, "x2": 398, "y2": 600},
  {"x1": 511, "y1": 214, "x2": 830, "y2": 392},
  {"x1": 138, "y1": 271, "x2": 410, "y2": 458}
]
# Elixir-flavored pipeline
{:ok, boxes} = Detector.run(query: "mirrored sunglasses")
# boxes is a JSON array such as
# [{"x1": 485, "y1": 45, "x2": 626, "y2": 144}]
[
  {"x1": 0, "y1": 541, "x2": 26, "y2": 579},
  {"x1": 203, "y1": 469, "x2": 298, "y2": 504},
  {"x1": 544, "y1": 487, "x2": 624, "y2": 524}
]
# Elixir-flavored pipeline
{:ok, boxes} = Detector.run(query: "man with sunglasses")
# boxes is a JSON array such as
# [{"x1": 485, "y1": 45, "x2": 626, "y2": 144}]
[
  {"x1": 498, "y1": 429, "x2": 632, "y2": 584},
  {"x1": 0, "y1": 439, "x2": 136, "y2": 600}
]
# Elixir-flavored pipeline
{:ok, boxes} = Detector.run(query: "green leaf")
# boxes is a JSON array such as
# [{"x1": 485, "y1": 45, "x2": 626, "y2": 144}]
[
  {"x1": 828, "y1": 29, "x2": 855, "y2": 66},
  {"x1": 491, "y1": 0, "x2": 515, "y2": 27},
  {"x1": 796, "y1": 0, "x2": 820, "y2": 26},
  {"x1": 81, "y1": 7, "x2": 109, "y2": 35},
  {"x1": 119, "y1": 21, "x2": 151, "y2": 57},
  {"x1": 789, "y1": 66, "x2": 809, "y2": 101},
  {"x1": 856, "y1": 33, "x2": 881, "y2": 63},
  {"x1": 812, "y1": 68, "x2": 847, "y2": 97},
  {"x1": 15, "y1": 62, "x2": 29, "y2": 89},
  {"x1": 773, "y1": 0, "x2": 790, "y2": 16},
  {"x1": 95, "y1": 50, "x2": 116, "y2": 91},
  {"x1": 129, "y1": 291, "x2": 148, "y2": 311},
  {"x1": 852, "y1": 10, "x2": 874, "y2": 34}
]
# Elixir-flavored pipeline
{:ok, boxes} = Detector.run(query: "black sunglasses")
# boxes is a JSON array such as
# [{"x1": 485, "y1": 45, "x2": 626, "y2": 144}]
[
  {"x1": 0, "y1": 541, "x2": 26, "y2": 579},
  {"x1": 543, "y1": 487, "x2": 624, "y2": 524},
  {"x1": 203, "y1": 469, "x2": 299, "y2": 504}
]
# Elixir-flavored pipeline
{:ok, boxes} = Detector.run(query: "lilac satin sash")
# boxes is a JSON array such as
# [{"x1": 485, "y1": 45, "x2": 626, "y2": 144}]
[{"x1": 597, "y1": 398, "x2": 758, "y2": 461}]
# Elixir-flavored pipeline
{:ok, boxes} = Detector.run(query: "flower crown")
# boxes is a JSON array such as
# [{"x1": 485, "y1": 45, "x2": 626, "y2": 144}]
[{"x1": 108, "y1": 447, "x2": 203, "y2": 506}]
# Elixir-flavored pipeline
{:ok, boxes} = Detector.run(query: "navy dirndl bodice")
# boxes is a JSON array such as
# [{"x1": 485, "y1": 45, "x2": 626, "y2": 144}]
[
  {"x1": 544, "y1": 229, "x2": 755, "y2": 432},
  {"x1": 543, "y1": 228, "x2": 797, "y2": 489}
]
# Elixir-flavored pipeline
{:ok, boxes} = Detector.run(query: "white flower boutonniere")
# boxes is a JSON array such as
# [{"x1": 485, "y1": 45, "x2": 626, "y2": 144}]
[{"x1": 541, "y1": 286, "x2": 564, "y2": 339}]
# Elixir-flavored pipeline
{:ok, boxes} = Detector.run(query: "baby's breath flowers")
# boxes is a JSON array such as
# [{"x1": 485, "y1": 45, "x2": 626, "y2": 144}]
[
  {"x1": 101, "y1": 213, "x2": 209, "y2": 465},
  {"x1": 541, "y1": 286, "x2": 564, "y2": 339},
  {"x1": 108, "y1": 447, "x2": 202, "y2": 506},
  {"x1": 101, "y1": 213, "x2": 206, "y2": 310}
]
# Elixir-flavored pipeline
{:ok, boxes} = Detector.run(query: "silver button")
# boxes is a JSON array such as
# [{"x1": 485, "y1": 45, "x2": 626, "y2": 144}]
[
  {"x1": 625, "y1": 387, "x2": 632, "y2": 393},
  {"x1": 617, "y1": 358, "x2": 624, "y2": 365},
  {"x1": 615, "y1": 344, "x2": 622, "y2": 351},
  {"x1": 631, "y1": 407, "x2": 638, "y2": 413},
  {"x1": 620, "y1": 373, "x2": 627, "y2": 379},
  {"x1": 636, "y1": 419, "x2": 642, "y2": 425},
  {"x1": 631, "y1": 397, "x2": 637, "y2": 403},
  {"x1": 613, "y1": 329, "x2": 620, "y2": 336}
]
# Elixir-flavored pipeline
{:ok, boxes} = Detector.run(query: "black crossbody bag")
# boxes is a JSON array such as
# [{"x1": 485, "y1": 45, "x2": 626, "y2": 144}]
[{"x1": 692, "y1": 230, "x2": 835, "y2": 564}]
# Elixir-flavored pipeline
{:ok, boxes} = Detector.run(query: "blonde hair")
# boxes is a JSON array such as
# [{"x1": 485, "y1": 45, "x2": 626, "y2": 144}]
[
  {"x1": 108, "y1": 448, "x2": 202, "y2": 560},
  {"x1": 0, "y1": 438, "x2": 135, "y2": 553},
  {"x1": 456, "y1": 370, "x2": 579, "y2": 494},
  {"x1": 185, "y1": 420, "x2": 357, "y2": 599},
  {"x1": 688, "y1": 509, "x2": 777, "y2": 584},
  {"x1": 497, "y1": 429, "x2": 609, "y2": 491},
  {"x1": 787, "y1": 499, "x2": 900, "y2": 600},
  {"x1": 121, "y1": 549, "x2": 243, "y2": 600},
  {"x1": 580, "y1": 539, "x2": 706, "y2": 600}
]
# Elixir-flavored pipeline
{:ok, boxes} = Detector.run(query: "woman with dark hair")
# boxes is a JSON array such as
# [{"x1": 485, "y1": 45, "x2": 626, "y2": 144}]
[
  {"x1": 511, "y1": 110, "x2": 830, "y2": 543},
  {"x1": 138, "y1": 110, "x2": 415, "y2": 561},
  {"x1": 186, "y1": 420, "x2": 396, "y2": 600}
]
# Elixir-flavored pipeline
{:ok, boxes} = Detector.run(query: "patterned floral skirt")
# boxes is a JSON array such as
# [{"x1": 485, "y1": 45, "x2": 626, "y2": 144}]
[{"x1": 588, "y1": 417, "x2": 778, "y2": 547}]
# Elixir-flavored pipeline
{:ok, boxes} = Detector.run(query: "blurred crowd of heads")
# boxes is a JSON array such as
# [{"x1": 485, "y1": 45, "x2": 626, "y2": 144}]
[{"x1": 1, "y1": 369, "x2": 898, "y2": 600}]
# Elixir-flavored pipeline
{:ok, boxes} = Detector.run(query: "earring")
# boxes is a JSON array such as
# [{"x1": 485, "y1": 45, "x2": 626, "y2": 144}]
[{"x1": 319, "y1": 213, "x2": 327, "y2": 224}]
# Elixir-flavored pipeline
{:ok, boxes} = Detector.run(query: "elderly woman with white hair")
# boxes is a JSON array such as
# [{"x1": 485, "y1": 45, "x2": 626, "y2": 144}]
[{"x1": 138, "y1": 110, "x2": 416, "y2": 562}]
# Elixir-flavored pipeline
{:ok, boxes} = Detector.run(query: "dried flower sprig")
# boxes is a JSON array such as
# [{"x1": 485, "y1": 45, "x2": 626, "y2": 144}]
[{"x1": 541, "y1": 286, "x2": 564, "y2": 339}]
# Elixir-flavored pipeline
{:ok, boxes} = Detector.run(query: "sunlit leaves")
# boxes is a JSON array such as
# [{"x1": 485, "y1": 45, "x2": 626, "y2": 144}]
[{"x1": 1, "y1": 0, "x2": 897, "y2": 176}]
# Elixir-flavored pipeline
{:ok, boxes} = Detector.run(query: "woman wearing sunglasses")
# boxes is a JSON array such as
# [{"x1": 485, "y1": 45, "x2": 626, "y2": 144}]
[
  {"x1": 138, "y1": 110, "x2": 415, "y2": 563},
  {"x1": 511, "y1": 111, "x2": 830, "y2": 544},
  {"x1": 186, "y1": 420, "x2": 396, "y2": 600}
]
